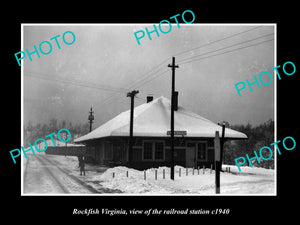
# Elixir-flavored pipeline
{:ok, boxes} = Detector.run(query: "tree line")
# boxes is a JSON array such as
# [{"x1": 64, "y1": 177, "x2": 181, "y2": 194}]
[
  {"x1": 24, "y1": 118, "x2": 90, "y2": 148},
  {"x1": 224, "y1": 119, "x2": 274, "y2": 169}
]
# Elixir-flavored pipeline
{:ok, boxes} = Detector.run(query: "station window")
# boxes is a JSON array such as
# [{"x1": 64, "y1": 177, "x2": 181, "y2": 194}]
[
  {"x1": 143, "y1": 141, "x2": 165, "y2": 161},
  {"x1": 154, "y1": 142, "x2": 164, "y2": 160},
  {"x1": 143, "y1": 142, "x2": 153, "y2": 160}
]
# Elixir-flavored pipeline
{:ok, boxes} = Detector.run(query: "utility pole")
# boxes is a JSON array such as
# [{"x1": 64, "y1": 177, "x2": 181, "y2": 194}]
[
  {"x1": 220, "y1": 122, "x2": 226, "y2": 171},
  {"x1": 88, "y1": 107, "x2": 94, "y2": 132},
  {"x1": 217, "y1": 122, "x2": 227, "y2": 171},
  {"x1": 215, "y1": 123, "x2": 226, "y2": 194},
  {"x1": 127, "y1": 90, "x2": 139, "y2": 167},
  {"x1": 168, "y1": 57, "x2": 179, "y2": 180}
]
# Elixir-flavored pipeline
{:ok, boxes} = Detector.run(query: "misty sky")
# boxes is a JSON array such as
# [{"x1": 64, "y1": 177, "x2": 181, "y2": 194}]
[{"x1": 23, "y1": 24, "x2": 275, "y2": 129}]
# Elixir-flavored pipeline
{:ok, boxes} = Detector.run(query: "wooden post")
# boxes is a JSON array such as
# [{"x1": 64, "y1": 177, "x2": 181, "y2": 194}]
[
  {"x1": 126, "y1": 171, "x2": 128, "y2": 177},
  {"x1": 155, "y1": 170, "x2": 157, "y2": 180},
  {"x1": 214, "y1": 131, "x2": 221, "y2": 194},
  {"x1": 127, "y1": 90, "x2": 139, "y2": 167},
  {"x1": 168, "y1": 57, "x2": 179, "y2": 180},
  {"x1": 186, "y1": 168, "x2": 188, "y2": 176},
  {"x1": 210, "y1": 164, "x2": 213, "y2": 174},
  {"x1": 144, "y1": 170, "x2": 146, "y2": 180},
  {"x1": 163, "y1": 169, "x2": 165, "y2": 179},
  {"x1": 112, "y1": 172, "x2": 115, "y2": 178},
  {"x1": 203, "y1": 165, "x2": 205, "y2": 174},
  {"x1": 179, "y1": 168, "x2": 181, "y2": 177},
  {"x1": 219, "y1": 123, "x2": 226, "y2": 171},
  {"x1": 215, "y1": 161, "x2": 221, "y2": 194}
]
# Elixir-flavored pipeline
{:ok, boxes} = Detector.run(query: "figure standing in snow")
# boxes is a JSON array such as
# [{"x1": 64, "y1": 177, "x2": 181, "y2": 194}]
[{"x1": 78, "y1": 155, "x2": 85, "y2": 176}]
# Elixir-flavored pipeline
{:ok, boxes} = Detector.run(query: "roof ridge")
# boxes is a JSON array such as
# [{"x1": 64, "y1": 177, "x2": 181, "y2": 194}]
[{"x1": 112, "y1": 96, "x2": 169, "y2": 134}]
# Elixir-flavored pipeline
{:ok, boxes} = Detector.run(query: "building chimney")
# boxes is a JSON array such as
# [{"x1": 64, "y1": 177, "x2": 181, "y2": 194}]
[
  {"x1": 173, "y1": 91, "x2": 178, "y2": 111},
  {"x1": 147, "y1": 95, "x2": 153, "y2": 103}
]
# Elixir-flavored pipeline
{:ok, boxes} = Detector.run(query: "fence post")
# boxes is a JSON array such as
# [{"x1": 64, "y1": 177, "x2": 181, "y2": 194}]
[
  {"x1": 186, "y1": 168, "x2": 188, "y2": 176},
  {"x1": 112, "y1": 172, "x2": 115, "y2": 178},
  {"x1": 192, "y1": 168, "x2": 194, "y2": 175},
  {"x1": 144, "y1": 170, "x2": 146, "y2": 180},
  {"x1": 126, "y1": 171, "x2": 129, "y2": 177},
  {"x1": 155, "y1": 170, "x2": 157, "y2": 180},
  {"x1": 210, "y1": 164, "x2": 213, "y2": 174},
  {"x1": 203, "y1": 165, "x2": 205, "y2": 174},
  {"x1": 163, "y1": 169, "x2": 165, "y2": 179},
  {"x1": 179, "y1": 168, "x2": 181, "y2": 177}
]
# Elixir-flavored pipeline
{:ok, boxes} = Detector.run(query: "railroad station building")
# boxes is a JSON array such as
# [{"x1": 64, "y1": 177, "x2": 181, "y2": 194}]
[{"x1": 74, "y1": 96, "x2": 247, "y2": 170}]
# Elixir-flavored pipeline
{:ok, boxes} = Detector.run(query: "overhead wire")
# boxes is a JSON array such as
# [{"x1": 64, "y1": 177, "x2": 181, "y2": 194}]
[
  {"x1": 24, "y1": 71, "x2": 129, "y2": 94},
  {"x1": 99, "y1": 67, "x2": 170, "y2": 108},
  {"x1": 131, "y1": 27, "x2": 273, "y2": 91},
  {"x1": 99, "y1": 28, "x2": 274, "y2": 106},
  {"x1": 173, "y1": 25, "x2": 264, "y2": 60},
  {"x1": 24, "y1": 26, "x2": 274, "y2": 109},
  {"x1": 176, "y1": 33, "x2": 274, "y2": 64},
  {"x1": 135, "y1": 96, "x2": 147, "y2": 102},
  {"x1": 24, "y1": 60, "x2": 171, "y2": 108},
  {"x1": 125, "y1": 56, "x2": 171, "y2": 89},
  {"x1": 178, "y1": 38, "x2": 274, "y2": 66},
  {"x1": 96, "y1": 56, "x2": 172, "y2": 107}
]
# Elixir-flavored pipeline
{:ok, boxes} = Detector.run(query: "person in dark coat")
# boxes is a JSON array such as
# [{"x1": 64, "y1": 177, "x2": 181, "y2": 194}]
[{"x1": 78, "y1": 155, "x2": 85, "y2": 176}]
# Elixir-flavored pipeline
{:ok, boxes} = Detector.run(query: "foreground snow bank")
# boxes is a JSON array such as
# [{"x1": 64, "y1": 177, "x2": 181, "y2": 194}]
[{"x1": 87, "y1": 165, "x2": 275, "y2": 195}]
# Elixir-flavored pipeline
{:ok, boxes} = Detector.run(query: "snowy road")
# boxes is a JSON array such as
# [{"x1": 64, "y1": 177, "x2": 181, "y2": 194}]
[{"x1": 23, "y1": 154, "x2": 100, "y2": 194}]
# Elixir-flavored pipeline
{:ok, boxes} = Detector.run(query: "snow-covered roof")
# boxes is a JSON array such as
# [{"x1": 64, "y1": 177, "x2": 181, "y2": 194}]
[{"x1": 74, "y1": 96, "x2": 247, "y2": 143}]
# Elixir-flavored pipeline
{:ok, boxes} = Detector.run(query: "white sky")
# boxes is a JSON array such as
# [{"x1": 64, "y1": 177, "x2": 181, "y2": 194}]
[{"x1": 23, "y1": 24, "x2": 275, "y2": 128}]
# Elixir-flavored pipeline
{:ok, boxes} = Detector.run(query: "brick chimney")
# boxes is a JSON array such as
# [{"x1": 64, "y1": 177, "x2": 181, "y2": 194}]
[{"x1": 147, "y1": 95, "x2": 154, "y2": 103}]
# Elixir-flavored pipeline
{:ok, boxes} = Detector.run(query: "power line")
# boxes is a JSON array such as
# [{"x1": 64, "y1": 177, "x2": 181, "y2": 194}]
[
  {"x1": 173, "y1": 26, "x2": 264, "y2": 60},
  {"x1": 97, "y1": 69, "x2": 170, "y2": 108},
  {"x1": 125, "y1": 57, "x2": 171, "y2": 89},
  {"x1": 131, "y1": 32, "x2": 274, "y2": 98},
  {"x1": 24, "y1": 71, "x2": 129, "y2": 94},
  {"x1": 178, "y1": 38, "x2": 274, "y2": 66},
  {"x1": 130, "y1": 29, "x2": 272, "y2": 93},
  {"x1": 97, "y1": 69, "x2": 170, "y2": 107},
  {"x1": 108, "y1": 31, "x2": 274, "y2": 105},
  {"x1": 135, "y1": 96, "x2": 147, "y2": 101},
  {"x1": 24, "y1": 27, "x2": 273, "y2": 109},
  {"x1": 128, "y1": 27, "x2": 272, "y2": 98},
  {"x1": 132, "y1": 69, "x2": 170, "y2": 89},
  {"x1": 24, "y1": 63, "x2": 170, "y2": 108},
  {"x1": 96, "y1": 57, "x2": 171, "y2": 107},
  {"x1": 177, "y1": 33, "x2": 274, "y2": 64}
]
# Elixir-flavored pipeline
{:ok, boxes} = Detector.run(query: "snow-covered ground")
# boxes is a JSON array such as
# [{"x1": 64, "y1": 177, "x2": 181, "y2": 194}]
[
  {"x1": 23, "y1": 153, "x2": 96, "y2": 194},
  {"x1": 28, "y1": 154, "x2": 275, "y2": 195},
  {"x1": 86, "y1": 165, "x2": 274, "y2": 195}
]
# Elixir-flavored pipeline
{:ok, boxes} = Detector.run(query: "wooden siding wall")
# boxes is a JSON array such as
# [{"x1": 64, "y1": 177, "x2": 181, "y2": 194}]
[{"x1": 84, "y1": 137, "x2": 216, "y2": 170}]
